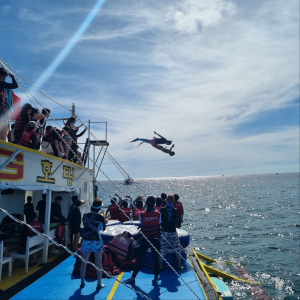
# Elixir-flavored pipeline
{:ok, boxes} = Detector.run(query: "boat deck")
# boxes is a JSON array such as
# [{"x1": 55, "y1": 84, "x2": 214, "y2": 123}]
[{"x1": 12, "y1": 255, "x2": 206, "y2": 300}]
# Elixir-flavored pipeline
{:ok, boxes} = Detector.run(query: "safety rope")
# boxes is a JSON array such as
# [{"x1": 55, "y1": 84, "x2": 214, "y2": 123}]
[
  {"x1": 0, "y1": 60, "x2": 201, "y2": 299},
  {"x1": 0, "y1": 207, "x2": 152, "y2": 300}
]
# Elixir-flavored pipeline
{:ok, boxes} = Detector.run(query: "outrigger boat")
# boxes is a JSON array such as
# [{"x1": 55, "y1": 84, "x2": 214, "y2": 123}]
[{"x1": 0, "y1": 62, "x2": 262, "y2": 300}]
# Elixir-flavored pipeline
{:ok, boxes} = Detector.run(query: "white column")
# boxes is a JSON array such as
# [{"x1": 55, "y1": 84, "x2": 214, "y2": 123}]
[{"x1": 42, "y1": 189, "x2": 52, "y2": 264}]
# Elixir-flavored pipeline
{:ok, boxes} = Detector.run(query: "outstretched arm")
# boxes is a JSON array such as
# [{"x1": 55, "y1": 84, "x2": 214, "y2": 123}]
[{"x1": 153, "y1": 131, "x2": 164, "y2": 139}]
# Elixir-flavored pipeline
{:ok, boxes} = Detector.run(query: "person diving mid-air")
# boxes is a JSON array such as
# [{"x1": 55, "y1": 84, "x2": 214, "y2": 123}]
[{"x1": 131, "y1": 131, "x2": 175, "y2": 156}]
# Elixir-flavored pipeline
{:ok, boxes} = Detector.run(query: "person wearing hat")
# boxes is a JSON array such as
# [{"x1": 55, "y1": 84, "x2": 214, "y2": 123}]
[
  {"x1": 69, "y1": 199, "x2": 85, "y2": 251},
  {"x1": 80, "y1": 198, "x2": 106, "y2": 290},
  {"x1": 18, "y1": 120, "x2": 39, "y2": 150}
]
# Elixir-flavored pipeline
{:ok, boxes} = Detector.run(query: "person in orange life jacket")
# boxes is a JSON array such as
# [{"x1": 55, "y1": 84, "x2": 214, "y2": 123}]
[
  {"x1": 18, "y1": 121, "x2": 39, "y2": 150},
  {"x1": 123, "y1": 196, "x2": 161, "y2": 286},
  {"x1": 174, "y1": 194, "x2": 184, "y2": 229},
  {"x1": 106, "y1": 198, "x2": 120, "y2": 220},
  {"x1": 0, "y1": 68, "x2": 18, "y2": 141},
  {"x1": 14, "y1": 103, "x2": 33, "y2": 144},
  {"x1": 132, "y1": 199, "x2": 145, "y2": 220},
  {"x1": 36, "y1": 193, "x2": 46, "y2": 224},
  {"x1": 69, "y1": 199, "x2": 85, "y2": 252},
  {"x1": 24, "y1": 196, "x2": 35, "y2": 221},
  {"x1": 17, "y1": 213, "x2": 42, "y2": 254},
  {"x1": 7, "y1": 123, "x2": 15, "y2": 143},
  {"x1": 80, "y1": 198, "x2": 106, "y2": 290},
  {"x1": 159, "y1": 195, "x2": 182, "y2": 270},
  {"x1": 155, "y1": 197, "x2": 163, "y2": 211},
  {"x1": 119, "y1": 201, "x2": 131, "y2": 223},
  {"x1": 161, "y1": 193, "x2": 167, "y2": 207}
]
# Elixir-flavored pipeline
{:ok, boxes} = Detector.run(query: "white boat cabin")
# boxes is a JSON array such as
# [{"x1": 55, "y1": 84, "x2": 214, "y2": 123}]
[{"x1": 0, "y1": 139, "x2": 94, "y2": 263}]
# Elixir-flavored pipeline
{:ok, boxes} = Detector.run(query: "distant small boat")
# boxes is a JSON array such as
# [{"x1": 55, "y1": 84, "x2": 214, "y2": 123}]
[{"x1": 123, "y1": 177, "x2": 133, "y2": 185}]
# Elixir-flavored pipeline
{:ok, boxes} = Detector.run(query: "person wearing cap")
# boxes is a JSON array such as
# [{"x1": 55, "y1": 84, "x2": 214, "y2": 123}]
[
  {"x1": 69, "y1": 199, "x2": 85, "y2": 251},
  {"x1": 18, "y1": 120, "x2": 39, "y2": 150},
  {"x1": 159, "y1": 194, "x2": 182, "y2": 270},
  {"x1": 80, "y1": 198, "x2": 106, "y2": 290}
]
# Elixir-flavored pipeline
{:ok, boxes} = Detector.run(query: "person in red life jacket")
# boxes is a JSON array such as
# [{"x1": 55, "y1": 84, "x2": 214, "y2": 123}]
[
  {"x1": 14, "y1": 103, "x2": 33, "y2": 144},
  {"x1": 123, "y1": 196, "x2": 161, "y2": 286},
  {"x1": 80, "y1": 198, "x2": 106, "y2": 290},
  {"x1": 17, "y1": 213, "x2": 42, "y2": 254},
  {"x1": 159, "y1": 195, "x2": 182, "y2": 270},
  {"x1": 160, "y1": 193, "x2": 167, "y2": 207},
  {"x1": 41, "y1": 126, "x2": 65, "y2": 158},
  {"x1": 7, "y1": 123, "x2": 15, "y2": 143},
  {"x1": 174, "y1": 194, "x2": 184, "y2": 228},
  {"x1": 119, "y1": 201, "x2": 131, "y2": 223},
  {"x1": 106, "y1": 198, "x2": 120, "y2": 220},
  {"x1": 69, "y1": 199, "x2": 85, "y2": 252},
  {"x1": 18, "y1": 121, "x2": 39, "y2": 150},
  {"x1": 132, "y1": 199, "x2": 145, "y2": 220},
  {"x1": 155, "y1": 197, "x2": 162, "y2": 211},
  {"x1": 0, "y1": 67, "x2": 18, "y2": 141}
]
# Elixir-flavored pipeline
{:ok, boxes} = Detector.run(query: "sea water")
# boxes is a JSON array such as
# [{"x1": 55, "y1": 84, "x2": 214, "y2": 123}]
[{"x1": 97, "y1": 173, "x2": 300, "y2": 300}]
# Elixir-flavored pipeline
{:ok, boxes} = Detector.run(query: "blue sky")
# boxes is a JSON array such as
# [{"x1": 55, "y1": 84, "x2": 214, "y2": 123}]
[{"x1": 1, "y1": 0, "x2": 299, "y2": 180}]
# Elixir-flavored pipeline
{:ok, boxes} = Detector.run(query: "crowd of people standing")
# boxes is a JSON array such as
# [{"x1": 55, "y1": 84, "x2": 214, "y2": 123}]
[{"x1": 0, "y1": 67, "x2": 86, "y2": 164}]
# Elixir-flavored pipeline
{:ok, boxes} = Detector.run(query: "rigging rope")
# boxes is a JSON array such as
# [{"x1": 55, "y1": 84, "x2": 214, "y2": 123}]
[{"x1": 0, "y1": 59, "x2": 201, "y2": 299}]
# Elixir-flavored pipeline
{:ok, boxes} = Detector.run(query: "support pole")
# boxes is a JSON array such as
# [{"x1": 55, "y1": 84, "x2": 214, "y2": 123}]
[
  {"x1": 42, "y1": 189, "x2": 52, "y2": 264},
  {"x1": 87, "y1": 119, "x2": 90, "y2": 169}
]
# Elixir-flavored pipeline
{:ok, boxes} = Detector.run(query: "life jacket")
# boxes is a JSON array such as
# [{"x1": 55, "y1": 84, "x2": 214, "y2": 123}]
[
  {"x1": 174, "y1": 201, "x2": 184, "y2": 215},
  {"x1": 107, "y1": 232, "x2": 134, "y2": 264},
  {"x1": 27, "y1": 221, "x2": 42, "y2": 235},
  {"x1": 118, "y1": 207, "x2": 131, "y2": 223},
  {"x1": 154, "y1": 205, "x2": 162, "y2": 211},
  {"x1": 108, "y1": 204, "x2": 120, "y2": 220},
  {"x1": 15, "y1": 113, "x2": 26, "y2": 130},
  {"x1": 102, "y1": 246, "x2": 120, "y2": 276},
  {"x1": 18, "y1": 131, "x2": 37, "y2": 147},
  {"x1": 140, "y1": 210, "x2": 160, "y2": 239},
  {"x1": 132, "y1": 208, "x2": 145, "y2": 221},
  {"x1": 72, "y1": 249, "x2": 98, "y2": 279}
]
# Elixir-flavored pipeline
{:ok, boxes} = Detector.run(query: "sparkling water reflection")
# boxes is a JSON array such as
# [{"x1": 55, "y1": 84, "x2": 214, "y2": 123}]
[{"x1": 97, "y1": 173, "x2": 299, "y2": 300}]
